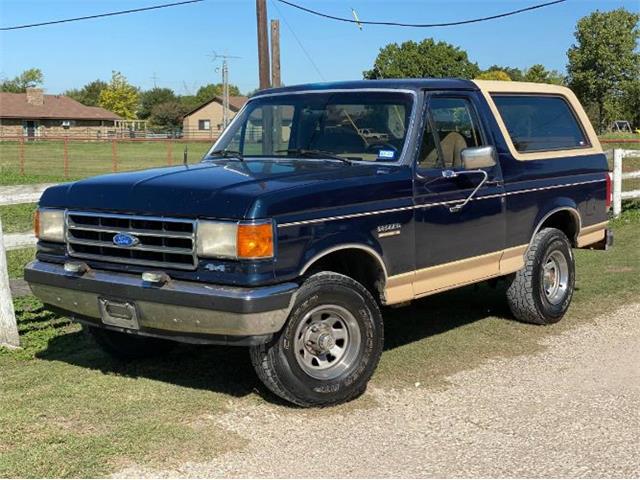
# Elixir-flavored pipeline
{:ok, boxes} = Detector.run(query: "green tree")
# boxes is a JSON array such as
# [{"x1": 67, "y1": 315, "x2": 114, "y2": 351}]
[
  {"x1": 195, "y1": 83, "x2": 241, "y2": 104},
  {"x1": 363, "y1": 39, "x2": 480, "y2": 79},
  {"x1": 150, "y1": 101, "x2": 188, "y2": 129},
  {"x1": 178, "y1": 95, "x2": 200, "y2": 112},
  {"x1": 138, "y1": 87, "x2": 176, "y2": 119},
  {"x1": 523, "y1": 64, "x2": 565, "y2": 85},
  {"x1": 0, "y1": 68, "x2": 44, "y2": 93},
  {"x1": 64, "y1": 79, "x2": 108, "y2": 106},
  {"x1": 567, "y1": 8, "x2": 640, "y2": 131},
  {"x1": 476, "y1": 70, "x2": 512, "y2": 81},
  {"x1": 98, "y1": 71, "x2": 139, "y2": 119},
  {"x1": 485, "y1": 65, "x2": 524, "y2": 81}
]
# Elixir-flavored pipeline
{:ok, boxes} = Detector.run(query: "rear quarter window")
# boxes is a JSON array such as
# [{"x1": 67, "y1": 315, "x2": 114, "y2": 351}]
[{"x1": 491, "y1": 95, "x2": 589, "y2": 153}]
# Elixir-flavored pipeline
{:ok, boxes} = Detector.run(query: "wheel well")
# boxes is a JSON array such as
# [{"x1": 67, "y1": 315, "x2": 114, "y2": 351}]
[
  {"x1": 302, "y1": 248, "x2": 386, "y2": 301},
  {"x1": 537, "y1": 209, "x2": 580, "y2": 246}
]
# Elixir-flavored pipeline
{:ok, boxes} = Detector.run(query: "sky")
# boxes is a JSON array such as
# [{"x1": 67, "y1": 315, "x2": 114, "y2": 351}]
[{"x1": 0, "y1": 0, "x2": 638, "y2": 96}]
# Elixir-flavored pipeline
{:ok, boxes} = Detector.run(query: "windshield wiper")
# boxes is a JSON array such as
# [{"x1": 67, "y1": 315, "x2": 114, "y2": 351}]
[
  {"x1": 276, "y1": 149, "x2": 352, "y2": 165},
  {"x1": 208, "y1": 149, "x2": 244, "y2": 162}
]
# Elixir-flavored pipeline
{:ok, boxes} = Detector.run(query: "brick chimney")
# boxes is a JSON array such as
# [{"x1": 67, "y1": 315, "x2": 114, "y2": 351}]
[{"x1": 26, "y1": 87, "x2": 44, "y2": 106}]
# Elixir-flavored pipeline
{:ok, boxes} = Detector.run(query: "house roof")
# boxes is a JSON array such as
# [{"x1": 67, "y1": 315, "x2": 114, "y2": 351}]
[
  {"x1": 183, "y1": 95, "x2": 248, "y2": 118},
  {"x1": 0, "y1": 92, "x2": 122, "y2": 120}
]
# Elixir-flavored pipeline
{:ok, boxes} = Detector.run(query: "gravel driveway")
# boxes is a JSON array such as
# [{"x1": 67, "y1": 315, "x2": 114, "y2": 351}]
[{"x1": 116, "y1": 303, "x2": 640, "y2": 478}]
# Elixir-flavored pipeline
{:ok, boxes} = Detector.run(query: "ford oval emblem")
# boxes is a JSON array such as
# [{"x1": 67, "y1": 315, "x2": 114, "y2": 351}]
[{"x1": 113, "y1": 233, "x2": 139, "y2": 247}]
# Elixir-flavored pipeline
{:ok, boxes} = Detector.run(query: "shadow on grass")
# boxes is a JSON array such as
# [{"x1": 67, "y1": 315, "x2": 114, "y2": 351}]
[{"x1": 34, "y1": 281, "x2": 516, "y2": 401}]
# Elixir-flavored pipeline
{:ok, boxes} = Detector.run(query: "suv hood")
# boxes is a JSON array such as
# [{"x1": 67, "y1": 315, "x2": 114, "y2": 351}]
[{"x1": 39, "y1": 160, "x2": 406, "y2": 219}]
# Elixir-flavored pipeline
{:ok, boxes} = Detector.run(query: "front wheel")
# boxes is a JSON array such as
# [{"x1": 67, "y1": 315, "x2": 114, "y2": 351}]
[
  {"x1": 506, "y1": 227, "x2": 575, "y2": 325},
  {"x1": 250, "y1": 272, "x2": 384, "y2": 407}
]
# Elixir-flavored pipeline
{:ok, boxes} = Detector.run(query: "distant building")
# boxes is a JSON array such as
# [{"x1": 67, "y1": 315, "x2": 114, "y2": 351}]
[
  {"x1": 182, "y1": 95, "x2": 248, "y2": 139},
  {"x1": 0, "y1": 88, "x2": 121, "y2": 138}
]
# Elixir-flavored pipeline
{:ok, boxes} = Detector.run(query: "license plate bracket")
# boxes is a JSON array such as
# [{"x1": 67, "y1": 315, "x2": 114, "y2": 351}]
[{"x1": 98, "y1": 298, "x2": 139, "y2": 330}]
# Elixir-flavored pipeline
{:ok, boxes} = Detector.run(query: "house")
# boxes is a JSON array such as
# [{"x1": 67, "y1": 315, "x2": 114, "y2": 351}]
[
  {"x1": 182, "y1": 95, "x2": 248, "y2": 139},
  {"x1": 0, "y1": 88, "x2": 121, "y2": 138}
]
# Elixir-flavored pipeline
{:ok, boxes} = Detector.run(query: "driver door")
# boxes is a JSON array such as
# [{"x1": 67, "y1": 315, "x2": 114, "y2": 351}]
[{"x1": 413, "y1": 93, "x2": 506, "y2": 296}]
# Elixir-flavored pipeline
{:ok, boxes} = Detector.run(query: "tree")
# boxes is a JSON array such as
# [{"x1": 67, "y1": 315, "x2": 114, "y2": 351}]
[
  {"x1": 486, "y1": 65, "x2": 524, "y2": 81},
  {"x1": 523, "y1": 64, "x2": 565, "y2": 85},
  {"x1": 138, "y1": 87, "x2": 176, "y2": 119},
  {"x1": 178, "y1": 95, "x2": 200, "y2": 112},
  {"x1": 476, "y1": 70, "x2": 512, "y2": 81},
  {"x1": 65, "y1": 79, "x2": 108, "y2": 106},
  {"x1": 567, "y1": 8, "x2": 640, "y2": 131},
  {"x1": 98, "y1": 71, "x2": 139, "y2": 119},
  {"x1": 363, "y1": 39, "x2": 480, "y2": 80},
  {"x1": 0, "y1": 68, "x2": 44, "y2": 93},
  {"x1": 149, "y1": 101, "x2": 188, "y2": 130},
  {"x1": 195, "y1": 83, "x2": 241, "y2": 104}
]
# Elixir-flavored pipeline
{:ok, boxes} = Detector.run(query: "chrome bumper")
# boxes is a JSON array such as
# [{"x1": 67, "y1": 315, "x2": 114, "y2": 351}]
[{"x1": 25, "y1": 260, "x2": 298, "y2": 344}]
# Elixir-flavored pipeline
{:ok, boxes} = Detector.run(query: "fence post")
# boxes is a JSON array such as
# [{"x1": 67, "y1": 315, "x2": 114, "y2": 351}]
[
  {"x1": 0, "y1": 218, "x2": 20, "y2": 349},
  {"x1": 63, "y1": 137, "x2": 69, "y2": 178},
  {"x1": 613, "y1": 148, "x2": 623, "y2": 218},
  {"x1": 111, "y1": 140, "x2": 118, "y2": 172},
  {"x1": 167, "y1": 141, "x2": 173, "y2": 166},
  {"x1": 19, "y1": 136, "x2": 25, "y2": 176}
]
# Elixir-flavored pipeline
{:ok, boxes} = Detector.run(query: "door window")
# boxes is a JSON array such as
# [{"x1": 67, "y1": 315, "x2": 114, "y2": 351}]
[{"x1": 418, "y1": 97, "x2": 483, "y2": 170}]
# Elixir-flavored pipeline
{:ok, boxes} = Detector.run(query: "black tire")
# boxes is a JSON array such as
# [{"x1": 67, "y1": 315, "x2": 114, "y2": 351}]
[
  {"x1": 249, "y1": 272, "x2": 384, "y2": 407},
  {"x1": 506, "y1": 228, "x2": 575, "y2": 325},
  {"x1": 87, "y1": 326, "x2": 175, "y2": 360}
]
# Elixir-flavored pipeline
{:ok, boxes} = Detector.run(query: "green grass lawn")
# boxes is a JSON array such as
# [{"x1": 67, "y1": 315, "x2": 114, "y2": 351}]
[
  {"x1": 1, "y1": 206, "x2": 638, "y2": 477},
  {"x1": 0, "y1": 140, "x2": 213, "y2": 185}
]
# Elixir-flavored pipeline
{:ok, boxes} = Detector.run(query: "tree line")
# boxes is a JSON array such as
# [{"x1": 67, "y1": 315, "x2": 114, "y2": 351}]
[
  {"x1": 2, "y1": 8, "x2": 637, "y2": 133},
  {"x1": 364, "y1": 8, "x2": 639, "y2": 132},
  {"x1": 0, "y1": 69, "x2": 242, "y2": 131}
]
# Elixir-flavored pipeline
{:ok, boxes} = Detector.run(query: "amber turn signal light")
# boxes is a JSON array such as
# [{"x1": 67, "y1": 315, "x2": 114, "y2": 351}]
[{"x1": 237, "y1": 223, "x2": 274, "y2": 259}]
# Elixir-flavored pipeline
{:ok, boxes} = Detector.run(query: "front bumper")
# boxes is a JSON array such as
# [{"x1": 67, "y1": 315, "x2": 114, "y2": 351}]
[{"x1": 25, "y1": 260, "x2": 298, "y2": 345}]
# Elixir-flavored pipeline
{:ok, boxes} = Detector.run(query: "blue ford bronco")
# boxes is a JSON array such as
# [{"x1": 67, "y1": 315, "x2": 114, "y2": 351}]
[{"x1": 26, "y1": 79, "x2": 612, "y2": 406}]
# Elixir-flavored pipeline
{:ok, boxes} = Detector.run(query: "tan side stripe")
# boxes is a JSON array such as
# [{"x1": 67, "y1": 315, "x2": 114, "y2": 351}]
[
  {"x1": 278, "y1": 179, "x2": 605, "y2": 228},
  {"x1": 384, "y1": 244, "x2": 528, "y2": 305},
  {"x1": 577, "y1": 221, "x2": 608, "y2": 248}
]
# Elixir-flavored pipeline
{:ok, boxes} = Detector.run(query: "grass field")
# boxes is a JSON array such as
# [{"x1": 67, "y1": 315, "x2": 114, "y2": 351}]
[
  {"x1": 1, "y1": 135, "x2": 638, "y2": 186},
  {"x1": 1, "y1": 203, "x2": 638, "y2": 477},
  {"x1": 0, "y1": 139, "x2": 213, "y2": 185}
]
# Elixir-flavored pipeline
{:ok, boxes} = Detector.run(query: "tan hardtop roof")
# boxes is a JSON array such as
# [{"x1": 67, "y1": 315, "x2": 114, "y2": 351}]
[
  {"x1": 472, "y1": 80, "x2": 575, "y2": 95},
  {"x1": 472, "y1": 80, "x2": 602, "y2": 161}
]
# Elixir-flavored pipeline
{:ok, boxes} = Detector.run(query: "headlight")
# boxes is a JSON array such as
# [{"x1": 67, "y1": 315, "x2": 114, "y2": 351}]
[
  {"x1": 196, "y1": 220, "x2": 274, "y2": 259},
  {"x1": 35, "y1": 208, "x2": 65, "y2": 242}
]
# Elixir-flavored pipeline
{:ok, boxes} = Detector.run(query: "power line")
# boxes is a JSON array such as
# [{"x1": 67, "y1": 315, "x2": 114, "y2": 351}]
[
  {"x1": 270, "y1": 0, "x2": 325, "y2": 81},
  {"x1": 0, "y1": 0, "x2": 204, "y2": 31},
  {"x1": 276, "y1": 0, "x2": 567, "y2": 28}
]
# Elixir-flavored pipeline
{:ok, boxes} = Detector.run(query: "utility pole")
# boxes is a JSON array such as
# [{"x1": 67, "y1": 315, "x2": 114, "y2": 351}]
[
  {"x1": 270, "y1": 19, "x2": 281, "y2": 87},
  {"x1": 256, "y1": 0, "x2": 270, "y2": 89},
  {"x1": 209, "y1": 51, "x2": 241, "y2": 130},
  {"x1": 222, "y1": 58, "x2": 230, "y2": 129}
]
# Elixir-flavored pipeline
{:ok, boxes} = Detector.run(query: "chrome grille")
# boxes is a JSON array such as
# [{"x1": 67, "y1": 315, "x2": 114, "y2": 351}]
[{"x1": 66, "y1": 211, "x2": 197, "y2": 270}]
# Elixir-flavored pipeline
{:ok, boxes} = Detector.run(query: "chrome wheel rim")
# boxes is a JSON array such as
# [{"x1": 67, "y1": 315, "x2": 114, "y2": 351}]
[
  {"x1": 293, "y1": 305, "x2": 361, "y2": 380},
  {"x1": 542, "y1": 250, "x2": 569, "y2": 305}
]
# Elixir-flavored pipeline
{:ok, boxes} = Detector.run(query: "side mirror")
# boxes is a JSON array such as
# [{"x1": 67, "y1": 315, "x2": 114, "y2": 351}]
[{"x1": 460, "y1": 146, "x2": 496, "y2": 170}]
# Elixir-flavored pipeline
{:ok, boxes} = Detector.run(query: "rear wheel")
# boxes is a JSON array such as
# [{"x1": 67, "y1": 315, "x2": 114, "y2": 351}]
[
  {"x1": 506, "y1": 227, "x2": 575, "y2": 325},
  {"x1": 87, "y1": 326, "x2": 175, "y2": 360},
  {"x1": 250, "y1": 272, "x2": 384, "y2": 407}
]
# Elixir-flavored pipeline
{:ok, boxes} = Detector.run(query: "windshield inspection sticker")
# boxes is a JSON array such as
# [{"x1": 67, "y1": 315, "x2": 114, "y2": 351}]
[{"x1": 378, "y1": 149, "x2": 395, "y2": 160}]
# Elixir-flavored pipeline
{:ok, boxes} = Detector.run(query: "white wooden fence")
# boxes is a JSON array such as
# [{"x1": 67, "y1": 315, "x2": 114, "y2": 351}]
[
  {"x1": 611, "y1": 149, "x2": 640, "y2": 217},
  {"x1": 0, "y1": 183, "x2": 51, "y2": 348}
]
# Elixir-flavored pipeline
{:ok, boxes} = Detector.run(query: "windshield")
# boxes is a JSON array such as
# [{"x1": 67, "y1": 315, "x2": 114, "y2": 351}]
[{"x1": 208, "y1": 91, "x2": 414, "y2": 162}]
